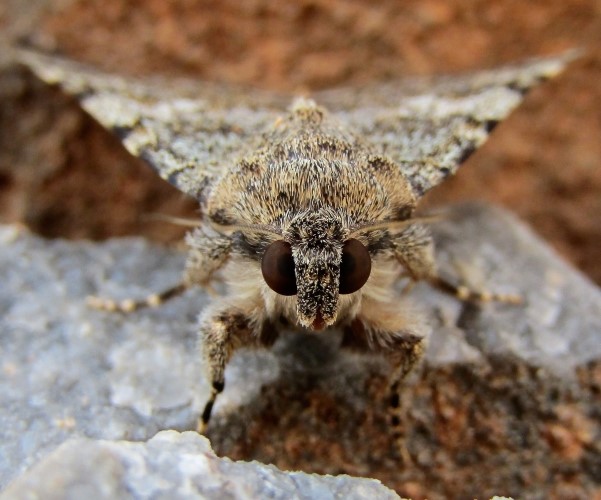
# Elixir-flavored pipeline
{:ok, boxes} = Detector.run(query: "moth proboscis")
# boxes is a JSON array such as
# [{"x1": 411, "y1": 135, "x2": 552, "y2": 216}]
[{"x1": 14, "y1": 48, "x2": 578, "y2": 436}]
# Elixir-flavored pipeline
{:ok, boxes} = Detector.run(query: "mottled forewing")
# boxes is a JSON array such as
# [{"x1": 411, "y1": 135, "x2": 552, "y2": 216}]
[
  {"x1": 316, "y1": 52, "x2": 577, "y2": 196},
  {"x1": 16, "y1": 50, "x2": 287, "y2": 199}
]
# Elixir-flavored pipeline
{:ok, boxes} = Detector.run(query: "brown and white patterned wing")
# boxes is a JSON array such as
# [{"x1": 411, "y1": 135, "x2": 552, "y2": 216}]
[
  {"x1": 315, "y1": 52, "x2": 578, "y2": 197},
  {"x1": 16, "y1": 49, "x2": 288, "y2": 200}
]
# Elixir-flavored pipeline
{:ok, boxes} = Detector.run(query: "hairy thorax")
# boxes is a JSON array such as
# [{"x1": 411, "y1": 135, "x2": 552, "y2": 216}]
[{"x1": 206, "y1": 99, "x2": 417, "y2": 229}]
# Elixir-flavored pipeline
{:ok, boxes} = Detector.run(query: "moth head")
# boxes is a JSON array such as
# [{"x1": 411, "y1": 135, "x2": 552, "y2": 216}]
[{"x1": 261, "y1": 209, "x2": 371, "y2": 330}]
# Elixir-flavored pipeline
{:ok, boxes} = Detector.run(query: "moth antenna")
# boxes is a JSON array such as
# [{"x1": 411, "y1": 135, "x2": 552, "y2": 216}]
[
  {"x1": 350, "y1": 214, "x2": 443, "y2": 236},
  {"x1": 143, "y1": 213, "x2": 201, "y2": 227},
  {"x1": 210, "y1": 221, "x2": 283, "y2": 239}
]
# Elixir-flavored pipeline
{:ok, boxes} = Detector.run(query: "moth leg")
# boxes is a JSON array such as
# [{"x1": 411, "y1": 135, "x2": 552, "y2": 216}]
[
  {"x1": 391, "y1": 224, "x2": 522, "y2": 304},
  {"x1": 198, "y1": 308, "x2": 276, "y2": 433},
  {"x1": 429, "y1": 276, "x2": 523, "y2": 304},
  {"x1": 391, "y1": 223, "x2": 438, "y2": 283},
  {"x1": 87, "y1": 226, "x2": 233, "y2": 313},
  {"x1": 183, "y1": 226, "x2": 232, "y2": 287},
  {"x1": 342, "y1": 316, "x2": 425, "y2": 463},
  {"x1": 86, "y1": 282, "x2": 188, "y2": 313}
]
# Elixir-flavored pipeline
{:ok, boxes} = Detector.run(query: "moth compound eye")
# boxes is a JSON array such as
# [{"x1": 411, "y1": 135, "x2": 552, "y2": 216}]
[
  {"x1": 339, "y1": 239, "x2": 371, "y2": 294},
  {"x1": 262, "y1": 240, "x2": 297, "y2": 296}
]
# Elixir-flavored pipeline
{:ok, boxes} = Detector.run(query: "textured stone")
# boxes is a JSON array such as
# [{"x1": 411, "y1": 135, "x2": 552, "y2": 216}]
[
  {"x1": 1, "y1": 204, "x2": 600, "y2": 498},
  {"x1": 1, "y1": 431, "x2": 399, "y2": 500}
]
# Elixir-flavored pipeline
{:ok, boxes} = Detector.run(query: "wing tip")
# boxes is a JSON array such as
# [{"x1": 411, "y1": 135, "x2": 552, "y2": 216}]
[
  {"x1": 9, "y1": 45, "x2": 70, "y2": 86},
  {"x1": 518, "y1": 48, "x2": 584, "y2": 86}
]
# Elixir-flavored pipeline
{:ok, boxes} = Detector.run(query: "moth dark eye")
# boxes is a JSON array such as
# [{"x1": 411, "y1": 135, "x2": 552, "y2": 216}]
[
  {"x1": 339, "y1": 239, "x2": 371, "y2": 294},
  {"x1": 261, "y1": 240, "x2": 297, "y2": 296}
]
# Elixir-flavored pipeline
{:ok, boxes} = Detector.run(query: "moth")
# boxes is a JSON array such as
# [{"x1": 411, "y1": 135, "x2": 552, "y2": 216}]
[{"x1": 16, "y1": 49, "x2": 575, "y2": 432}]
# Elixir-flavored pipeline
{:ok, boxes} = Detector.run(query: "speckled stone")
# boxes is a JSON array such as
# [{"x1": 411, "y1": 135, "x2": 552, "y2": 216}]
[
  {"x1": 1, "y1": 431, "x2": 400, "y2": 500},
  {"x1": 1, "y1": 203, "x2": 600, "y2": 498}
]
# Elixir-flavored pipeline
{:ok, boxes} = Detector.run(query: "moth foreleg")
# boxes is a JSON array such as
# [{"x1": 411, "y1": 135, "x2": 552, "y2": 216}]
[
  {"x1": 391, "y1": 223, "x2": 437, "y2": 282},
  {"x1": 184, "y1": 226, "x2": 232, "y2": 287},
  {"x1": 197, "y1": 307, "x2": 270, "y2": 433}
]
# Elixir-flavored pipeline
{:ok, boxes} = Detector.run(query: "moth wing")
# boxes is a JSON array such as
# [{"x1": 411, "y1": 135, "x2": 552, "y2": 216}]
[
  {"x1": 16, "y1": 50, "x2": 288, "y2": 200},
  {"x1": 315, "y1": 52, "x2": 579, "y2": 197}
]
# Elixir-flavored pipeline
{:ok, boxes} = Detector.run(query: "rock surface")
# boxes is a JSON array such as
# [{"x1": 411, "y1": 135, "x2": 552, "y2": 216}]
[
  {"x1": 2, "y1": 431, "x2": 399, "y2": 500},
  {"x1": 0, "y1": 204, "x2": 600, "y2": 499}
]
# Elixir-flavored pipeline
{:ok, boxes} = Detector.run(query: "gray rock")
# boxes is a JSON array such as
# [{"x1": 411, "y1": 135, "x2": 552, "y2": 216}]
[
  {"x1": 0, "y1": 227, "x2": 207, "y2": 487},
  {"x1": 428, "y1": 204, "x2": 601, "y2": 373},
  {"x1": 1, "y1": 431, "x2": 399, "y2": 500},
  {"x1": 1, "y1": 203, "x2": 600, "y2": 498}
]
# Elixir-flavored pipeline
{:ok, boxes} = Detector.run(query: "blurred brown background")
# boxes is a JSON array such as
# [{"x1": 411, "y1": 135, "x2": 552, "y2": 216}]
[{"x1": 0, "y1": 0, "x2": 600, "y2": 284}]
